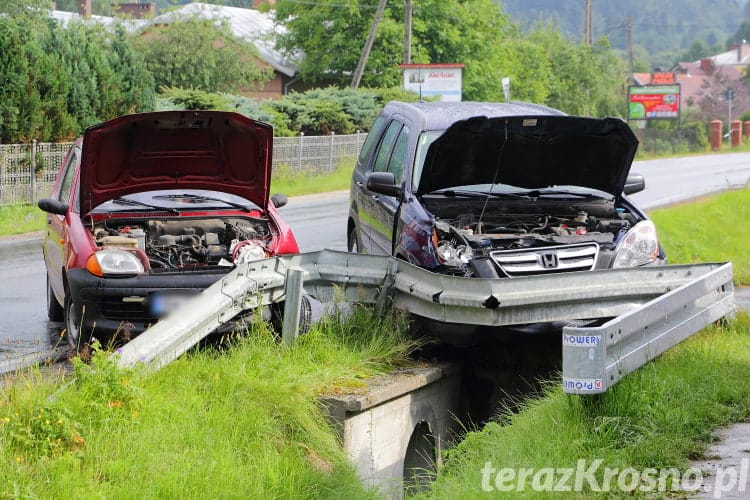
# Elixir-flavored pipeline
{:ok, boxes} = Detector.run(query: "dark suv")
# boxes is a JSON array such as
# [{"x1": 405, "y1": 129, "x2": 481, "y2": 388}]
[{"x1": 348, "y1": 101, "x2": 665, "y2": 278}]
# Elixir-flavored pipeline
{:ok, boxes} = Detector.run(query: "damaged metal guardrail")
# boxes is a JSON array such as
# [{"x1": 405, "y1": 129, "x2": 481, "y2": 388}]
[
  {"x1": 561, "y1": 261, "x2": 734, "y2": 394},
  {"x1": 115, "y1": 250, "x2": 735, "y2": 394}
]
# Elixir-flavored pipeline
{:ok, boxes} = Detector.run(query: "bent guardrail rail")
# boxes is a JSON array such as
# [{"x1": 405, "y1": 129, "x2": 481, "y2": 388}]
[
  {"x1": 561, "y1": 261, "x2": 734, "y2": 394},
  {"x1": 115, "y1": 250, "x2": 735, "y2": 394}
]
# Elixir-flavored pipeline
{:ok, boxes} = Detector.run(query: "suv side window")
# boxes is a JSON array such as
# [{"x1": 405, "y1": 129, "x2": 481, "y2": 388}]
[
  {"x1": 357, "y1": 114, "x2": 388, "y2": 167},
  {"x1": 372, "y1": 121, "x2": 402, "y2": 173},
  {"x1": 387, "y1": 125, "x2": 410, "y2": 182}
]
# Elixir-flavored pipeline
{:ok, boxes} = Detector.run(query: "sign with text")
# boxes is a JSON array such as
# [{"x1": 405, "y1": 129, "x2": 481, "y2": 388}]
[
  {"x1": 651, "y1": 72, "x2": 675, "y2": 84},
  {"x1": 401, "y1": 64, "x2": 464, "y2": 102},
  {"x1": 628, "y1": 85, "x2": 681, "y2": 120}
]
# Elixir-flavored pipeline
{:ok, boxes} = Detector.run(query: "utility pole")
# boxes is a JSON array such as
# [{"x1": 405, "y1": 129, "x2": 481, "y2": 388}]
[
  {"x1": 627, "y1": 16, "x2": 633, "y2": 73},
  {"x1": 403, "y1": 0, "x2": 412, "y2": 64},
  {"x1": 584, "y1": 0, "x2": 593, "y2": 46},
  {"x1": 351, "y1": 0, "x2": 388, "y2": 89}
]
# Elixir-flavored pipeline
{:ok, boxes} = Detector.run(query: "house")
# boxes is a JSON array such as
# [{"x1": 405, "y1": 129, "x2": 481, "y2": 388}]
[
  {"x1": 151, "y1": 3, "x2": 300, "y2": 99},
  {"x1": 49, "y1": 1, "x2": 299, "y2": 99}
]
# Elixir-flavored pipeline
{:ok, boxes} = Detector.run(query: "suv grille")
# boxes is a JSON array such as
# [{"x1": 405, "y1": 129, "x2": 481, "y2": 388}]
[{"x1": 490, "y1": 243, "x2": 599, "y2": 277}]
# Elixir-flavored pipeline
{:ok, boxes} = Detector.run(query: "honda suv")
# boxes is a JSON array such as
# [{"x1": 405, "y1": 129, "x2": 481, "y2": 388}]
[{"x1": 347, "y1": 101, "x2": 664, "y2": 278}]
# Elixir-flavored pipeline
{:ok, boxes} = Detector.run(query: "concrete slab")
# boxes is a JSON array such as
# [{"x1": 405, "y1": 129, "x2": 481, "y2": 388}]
[
  {"x1": 733, "y1": 286, "x2": 750, "y2": 313},
  {"x1": 690, "y1": 422, "x2": 750, "y2": 499}
]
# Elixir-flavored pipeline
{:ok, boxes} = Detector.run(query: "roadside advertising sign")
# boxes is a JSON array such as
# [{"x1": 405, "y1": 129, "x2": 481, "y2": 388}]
[
  {"x1": 628, "y1": 85, "x2": 681, "y2": 120},
  {"x1": 401, "y1": 64, "x2": 464, "y2": 102},
  {"x1": 651, "y1": 72, "x2": 675, "y2": 84}
]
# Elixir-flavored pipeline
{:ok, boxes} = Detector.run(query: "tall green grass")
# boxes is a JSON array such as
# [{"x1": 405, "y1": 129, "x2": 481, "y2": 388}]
[
  {"x1": 423, "y1": 313, "x2": 750, "y2": 498},
  {"x1": 0, "y1": 204, "x2": 46, "y2": 237},
  {"x1": 270, "y1": 159, "x2": 353, "y2": 198},
  {"x1": 0, "y1": 308, "x2": 416, "y2": 498},
  {"x1": 649, "y1": 188, "x2": 750, "y2": 284}
]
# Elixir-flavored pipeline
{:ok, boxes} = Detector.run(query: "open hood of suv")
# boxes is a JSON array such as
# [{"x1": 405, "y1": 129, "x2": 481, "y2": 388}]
[
  {"x1": 418, "y1": 115, "x2": 638, "y2": 198},
  {"x1": 79, "y1": 111, "x2": 273, "y2": 216}
]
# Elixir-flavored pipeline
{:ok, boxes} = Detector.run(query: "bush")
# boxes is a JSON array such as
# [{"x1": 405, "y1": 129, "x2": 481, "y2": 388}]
[
  {"x1": 154, "y1": 86, "x2": 425, "y2": 137},
  {"x1": 158, "y1": 87, "x2": 231, "y2": 110},
  {"x1": 636, "y1": 119, "x2": 709, "y2": 156}
]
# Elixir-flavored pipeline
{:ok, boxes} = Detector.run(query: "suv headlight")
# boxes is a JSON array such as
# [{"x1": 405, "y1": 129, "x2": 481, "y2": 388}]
[
  {"x1": 612, "y1": 220, "x2": 659, "y2": 268},
  {"x1": 86, "y1": 250, "x2": 144, "y2": 277}
]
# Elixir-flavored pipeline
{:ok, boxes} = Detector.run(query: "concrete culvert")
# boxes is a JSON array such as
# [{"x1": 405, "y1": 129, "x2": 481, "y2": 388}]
[{"x1": 403, "y1": 420, "x2": 437, "y2": 496}]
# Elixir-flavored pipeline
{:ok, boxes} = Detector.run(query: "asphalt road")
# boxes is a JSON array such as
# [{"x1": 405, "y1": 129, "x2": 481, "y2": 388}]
[{"x1": 1, "y1": 152, "x2": 749, "y2": 366}]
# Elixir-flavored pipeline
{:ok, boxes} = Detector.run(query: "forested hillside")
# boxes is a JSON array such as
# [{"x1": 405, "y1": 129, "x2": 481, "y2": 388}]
[{"x1": 501, "y1": 0, "x2": 748, "y2": 67}]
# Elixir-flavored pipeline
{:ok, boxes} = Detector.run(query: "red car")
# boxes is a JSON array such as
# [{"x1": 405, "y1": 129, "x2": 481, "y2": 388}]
[{"x1": 38, "y1": 111, "x2": 299, "y2": 349}]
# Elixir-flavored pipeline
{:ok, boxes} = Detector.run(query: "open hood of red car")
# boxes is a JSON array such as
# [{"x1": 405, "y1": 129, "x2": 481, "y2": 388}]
[
  {"x1": 79, "y1": 111, "x2": 273, "y2": 216},
  {"x1": 418, "y1": 115, "x2": 638, "y2": 198}
]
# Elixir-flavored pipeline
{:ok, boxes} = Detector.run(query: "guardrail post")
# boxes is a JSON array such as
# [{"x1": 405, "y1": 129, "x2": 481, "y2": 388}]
[
  {"x1": 282, "y1": 267, "x2": 304, "y2": 346},
  {"x1": 375, "y1": 259, "x2": 398, "y2": 316}
]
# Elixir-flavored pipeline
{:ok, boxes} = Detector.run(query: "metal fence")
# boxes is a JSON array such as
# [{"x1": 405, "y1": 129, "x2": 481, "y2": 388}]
[{"x1": 0, "y1": 133, "x2": 367, "y2": 206}]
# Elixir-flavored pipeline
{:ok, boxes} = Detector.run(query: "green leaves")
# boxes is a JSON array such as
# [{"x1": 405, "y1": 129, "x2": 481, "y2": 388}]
[
  {"x1": 272, "y1": 0, "x2": 626, "y2": 114},
  {"x1": 131, "y1": 16, "x2": 272, "y2": 93},
  {"x1": 0, "y1": 15, "x2": 154, "y2": 143}
]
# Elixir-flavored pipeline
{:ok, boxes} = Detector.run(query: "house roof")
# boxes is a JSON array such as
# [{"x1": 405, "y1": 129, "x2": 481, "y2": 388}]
[
  {"x1": 152, "y1": 3, "x2": 298, "y2": 77},
  {"x1": 632, "y1": 44, "x2": 750, "y2": 111},
  {"x1": 632, "y1": 72, "x2": 652, "y2": 85},
  {"x1": 48, "y1": 2, "x2": 298, "y2": 78},
  {"x1": 673, "y1": 60, "x2": 745, "y2": 108},
  {"x1": 49, "y1": 9, "x2": 148, "y2": 32},
  {"x1": 702, "y1": 44, "x2": 750, "y2": 66}
]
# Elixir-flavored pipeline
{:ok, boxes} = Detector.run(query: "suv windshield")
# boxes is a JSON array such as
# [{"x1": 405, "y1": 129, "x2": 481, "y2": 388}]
[{"x1": 412, "y1": 130, "x2": 444, "y2": 191}]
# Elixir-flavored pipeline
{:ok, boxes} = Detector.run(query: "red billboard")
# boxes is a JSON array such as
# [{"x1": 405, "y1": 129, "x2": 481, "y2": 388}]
[{"x1": 628, "y1": 85, "x2": 681, "y2": 120}]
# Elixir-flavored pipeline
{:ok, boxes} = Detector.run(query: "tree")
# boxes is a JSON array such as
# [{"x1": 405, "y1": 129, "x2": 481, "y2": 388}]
[
  {"x1": 682, "y1": 39, "x2": 712, "y2": 62},
  {"x1": 274, "y1": 0, "x2": 539, "y2": 101},
  {"x1": 0, "y1": 11, "x2": 155, "y2": 142},
  {"x1": 527, "y1": 28, "x2": 627, "y2": 117},
  {"x1": 699, "y1": 68, "x2": 749, "y2": 123},
  {"x1": 0, "y1": 0, "x2": 41, "y2": 13},
  {"x1": 727, "y1": 19, "x2": 750, "y2": 47},
  {"x1": 273, "y1": 0, "x2": 626, "y2": 114},
  {"x1": 131, "y1": 16, "x2": 272, "y2": 93}
]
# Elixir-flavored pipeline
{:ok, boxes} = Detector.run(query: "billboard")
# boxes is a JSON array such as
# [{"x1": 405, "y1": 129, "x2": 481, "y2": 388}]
[
  {"x1": 628, "y1": 85, "x2": 681, "y2": 120},
  {"x1": 401, "y1": 64, "x2": 464, "y2": 102},
  {"x1": 651, "y1": 72, "x2": 675, "y2": 84}
]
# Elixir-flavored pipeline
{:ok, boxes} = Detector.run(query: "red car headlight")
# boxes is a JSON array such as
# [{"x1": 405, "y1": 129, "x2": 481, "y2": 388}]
[{"x1": 86, "y1": 250, "x2": 144, "y2": 277}]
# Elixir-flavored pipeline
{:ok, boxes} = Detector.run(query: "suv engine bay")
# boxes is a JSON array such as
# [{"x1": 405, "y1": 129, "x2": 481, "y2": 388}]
[{"x1": 424, "y1": 196, "x2": 639, "y2": 277}]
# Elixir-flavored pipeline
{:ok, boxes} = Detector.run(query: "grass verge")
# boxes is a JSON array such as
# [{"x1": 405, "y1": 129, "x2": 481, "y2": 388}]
[
  {"x1": 270, "y1": 159, "x2": 353, "y2": 198},
  {"x1": 648, "y1": 188, "x2": 750, "y2": 284},
  {"x1": 0, "y1": 204, "x2": 46, "y2": 237},
  {"x1": 0, "y1": 308, "x2": 416, "y2": 498},
  {"x1": 423, "y1": 313, "x2": 750, "y2": 498}
]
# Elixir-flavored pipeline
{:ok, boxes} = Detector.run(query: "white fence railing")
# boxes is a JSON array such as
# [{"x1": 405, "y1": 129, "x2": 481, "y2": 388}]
[{"x1": 0, "y1": 133, "x2": 367, "y2": 206}]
